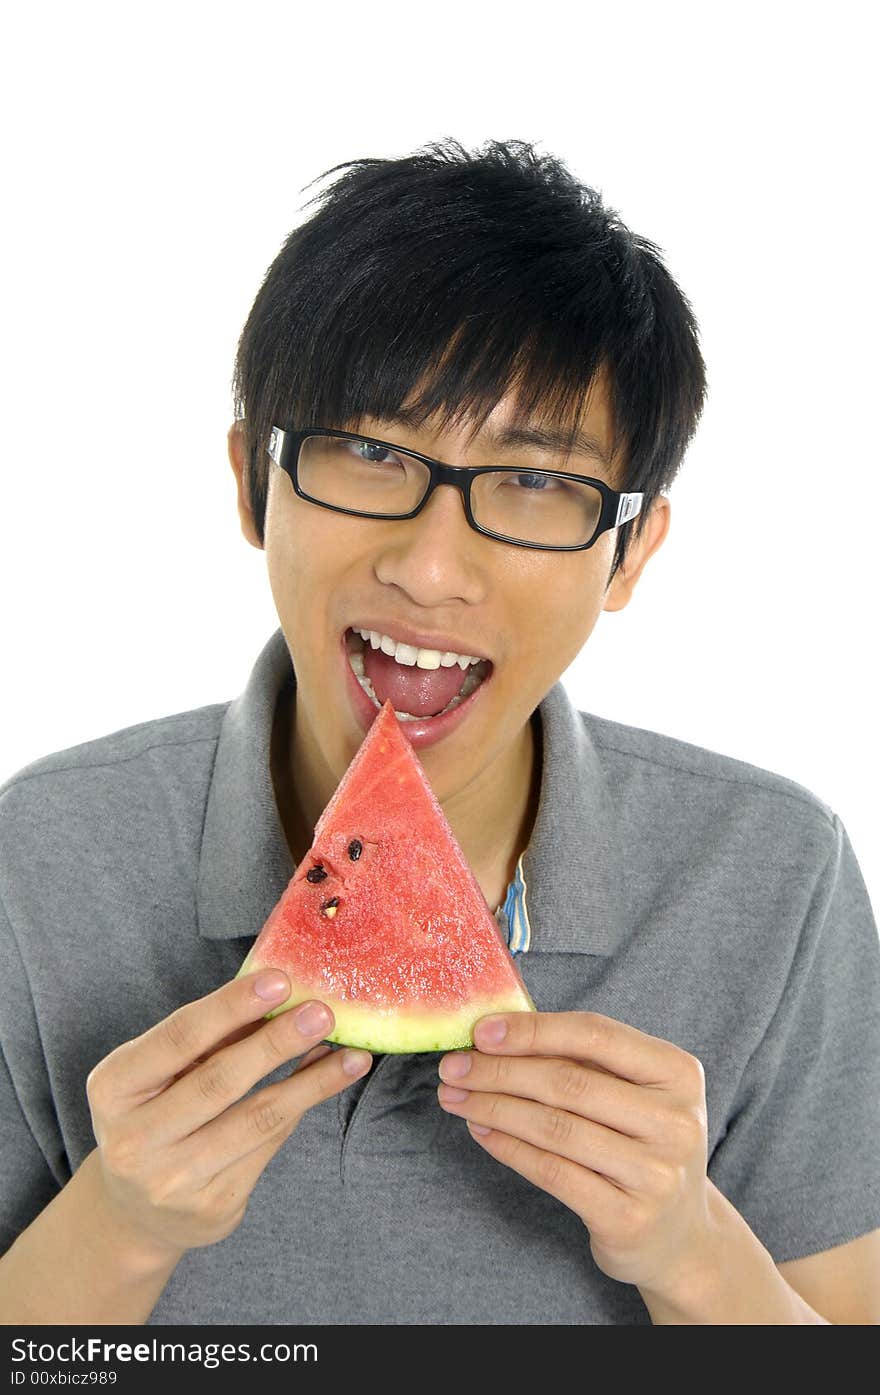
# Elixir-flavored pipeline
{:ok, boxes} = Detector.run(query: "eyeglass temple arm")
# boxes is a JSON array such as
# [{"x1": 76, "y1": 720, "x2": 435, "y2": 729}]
[
  {"x1": 267, "y1": 427, "x2": 285, "y2": 465},
  {"x1": 615, "y1": 492, "x2": 643, "y2": 527}
]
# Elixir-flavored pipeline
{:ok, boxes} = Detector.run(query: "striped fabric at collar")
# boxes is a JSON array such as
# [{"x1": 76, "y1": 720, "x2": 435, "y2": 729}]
[{"x1": 493, "y1": 852, "x2": 532, "y2": 957}]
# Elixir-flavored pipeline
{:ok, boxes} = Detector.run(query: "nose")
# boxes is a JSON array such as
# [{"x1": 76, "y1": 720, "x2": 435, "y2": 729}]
[{"x1": 372, "y1": 477, "x2": 488, "y2": 607}]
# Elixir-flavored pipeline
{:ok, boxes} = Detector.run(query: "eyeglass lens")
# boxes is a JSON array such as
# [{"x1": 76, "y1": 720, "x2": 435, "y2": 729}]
[{"x1": 296, "y1": 435, "x2": 603, "y2": 547}]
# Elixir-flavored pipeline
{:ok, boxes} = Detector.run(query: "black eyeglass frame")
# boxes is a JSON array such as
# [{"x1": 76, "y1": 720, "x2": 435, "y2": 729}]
[{"x1": 267, "y1": 425, "x2": 643, "y2": 552}]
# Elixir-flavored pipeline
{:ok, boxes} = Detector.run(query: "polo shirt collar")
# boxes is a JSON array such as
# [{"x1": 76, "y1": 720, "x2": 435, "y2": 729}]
[{"x1": 198, "y1": 628, "x2": 625, "y2": 956}]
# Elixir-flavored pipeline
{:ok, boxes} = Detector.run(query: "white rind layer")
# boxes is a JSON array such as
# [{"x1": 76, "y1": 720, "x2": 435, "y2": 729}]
[{"x1": 262, "y1": 983, "x2": 535, "y2": 1053}]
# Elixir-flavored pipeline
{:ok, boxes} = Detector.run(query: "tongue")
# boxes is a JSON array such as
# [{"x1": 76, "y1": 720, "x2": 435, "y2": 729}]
[{"x1": 363, "y1": 647, "x2": 469, "y2": 717}]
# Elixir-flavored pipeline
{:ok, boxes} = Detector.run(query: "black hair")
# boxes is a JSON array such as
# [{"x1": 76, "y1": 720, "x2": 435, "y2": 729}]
[{"x1": 232, "y1": 137, "x2": 707, "y2": 581}]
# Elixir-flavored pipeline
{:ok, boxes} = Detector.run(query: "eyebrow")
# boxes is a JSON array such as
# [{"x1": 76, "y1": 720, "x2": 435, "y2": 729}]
[
  {"x1": 481, "y1": 423, "x2": 611, "y2": 468},
  {"x1": 365, "y1": 409, "x2": 612, "y2": 469}
]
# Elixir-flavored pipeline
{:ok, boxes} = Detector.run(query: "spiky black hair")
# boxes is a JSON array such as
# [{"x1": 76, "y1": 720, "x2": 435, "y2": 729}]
[{"x1": 232, "y1": 137, "x2": 707, "y2": 580}]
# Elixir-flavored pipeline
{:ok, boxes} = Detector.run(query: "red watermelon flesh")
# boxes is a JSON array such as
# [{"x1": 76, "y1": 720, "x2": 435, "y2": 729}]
[{"x1": 237, "y1": 699, "x2": 535, "y2": 1052}]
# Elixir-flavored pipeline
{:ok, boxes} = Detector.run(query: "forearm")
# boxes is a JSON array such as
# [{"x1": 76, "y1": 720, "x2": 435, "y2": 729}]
[
  {"x1": 0, "y1": 1148, "x2": 185, "y2": 1325},
  {"x1": 638, "y1": 1181, "x2": 829, "y2": 1325}
]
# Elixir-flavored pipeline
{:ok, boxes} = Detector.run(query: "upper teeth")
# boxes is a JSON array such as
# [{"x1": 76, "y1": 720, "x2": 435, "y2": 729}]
[{"x1": 354, "y1": 628, "x2": 483, "y2": 671}]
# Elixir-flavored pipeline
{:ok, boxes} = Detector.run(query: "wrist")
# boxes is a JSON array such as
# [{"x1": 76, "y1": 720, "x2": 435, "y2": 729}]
[
  {"x1": 637, "y1": 1182, "x2": 820, "y2": 1325},
  {"x1": 636, "y1": 1184, "x2": 727, "y2": 1322},
  {"x1": 78, "y1": 1150, "x2": 187, "y2": 1278},
  {"x1": 637, "y1": 1181, "x2": 768, "y2": 1323}
]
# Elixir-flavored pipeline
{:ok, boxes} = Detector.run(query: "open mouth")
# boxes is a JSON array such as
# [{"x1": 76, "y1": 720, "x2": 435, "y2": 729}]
[{"x1": 344, "y1": 627, "x2": 493, "y2": 722}]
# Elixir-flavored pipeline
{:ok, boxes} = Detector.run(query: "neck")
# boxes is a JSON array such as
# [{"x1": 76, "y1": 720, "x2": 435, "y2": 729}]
[
  {"x1": 438, "y1": 712, "x2": 540, "y2": 907},
  {"x1": 271, "y1": 686, "x2": 541, "y2": 911}
]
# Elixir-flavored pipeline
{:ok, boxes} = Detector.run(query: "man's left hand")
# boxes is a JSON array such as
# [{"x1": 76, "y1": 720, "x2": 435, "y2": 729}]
[{"x1": 437, "y1": 1010, "x2": 713, "y2": 1295}]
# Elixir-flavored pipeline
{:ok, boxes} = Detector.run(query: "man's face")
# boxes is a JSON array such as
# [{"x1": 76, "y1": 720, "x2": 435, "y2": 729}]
[{"x1": 231, "y1": 370, "x2": 668, "y2": 813}]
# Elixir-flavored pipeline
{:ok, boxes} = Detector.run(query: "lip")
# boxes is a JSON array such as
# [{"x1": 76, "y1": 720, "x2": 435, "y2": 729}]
[
  {"x1": 347, "y1": 619, "x2": 491, "y2": 663},
  {"x1": 340, "y1": 633, "x2": 493, "y2": 750}
]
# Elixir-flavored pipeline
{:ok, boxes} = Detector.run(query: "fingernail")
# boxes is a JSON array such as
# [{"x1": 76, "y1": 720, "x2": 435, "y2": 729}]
[
  {"x1": 440, "y1": 1051, "x2": 472, "y2": 1081},
  {"x1": 475, "y1": 1015, "x2": 508, "y2": 1046},
  {"x1": 438, "y1": 1084, "x2": 470, "y2": 1104},
  {"x1": 342, "y1": 1049, "x2": 372, "y2": 1077},
  {"x1": 469, "y1": 1122, "x2": 492, "y2": 1137},
  {"x1": 294, "y1": 1001, "x2": 332, "y2": 1036},
  {"x1": 253, "y1": 971, "x2": 290, "y2": 1002}
]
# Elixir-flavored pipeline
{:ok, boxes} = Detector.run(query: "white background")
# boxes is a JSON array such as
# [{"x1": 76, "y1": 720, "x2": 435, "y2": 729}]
[{"x1": 1, "y1": 1, "x2": 877, "y2": 917}]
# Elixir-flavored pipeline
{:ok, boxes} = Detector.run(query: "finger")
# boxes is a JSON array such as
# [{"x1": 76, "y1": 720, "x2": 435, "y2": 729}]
[
  {"x1": 472, "y1": 1011, "x2": 691, "y2": 1089},
  {"x1": 136, "y1": 998, "x2": 338, "y2": 1147},
  {"x1": 463, "y1": 1120, "x2": 630, "y2": 1227},
  {"x1": 193, "y1": 1003, "x2": 336, "y2": 1068},
  {"x1": 171, "y1": 1038, "x2": 335, "y2": 1092},
  {"x1": 104, "y1": 970, "x2": 297, "y2": 1102},
  {"x1": 168, "y1": 1020, "x2": 270, "y2": 1085},
  {"x1": 178, "y1": 1044, "x2": 372, "y2": 1188},
  {"x1": 438, "y1": 1084, "x2": 649, "y2": 1190},
  {"x1": 439, "y1": 1051, "x2": 665, "y2": 1141}
]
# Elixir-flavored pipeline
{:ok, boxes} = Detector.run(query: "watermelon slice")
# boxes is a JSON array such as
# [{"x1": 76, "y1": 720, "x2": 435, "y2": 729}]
[{"x1": 237, "y1": 699, "x2": 535, "y2": 1052}]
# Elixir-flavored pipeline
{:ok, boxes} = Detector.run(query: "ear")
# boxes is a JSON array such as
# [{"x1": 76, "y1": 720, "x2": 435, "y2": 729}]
[
  {"x1": 603, "y1": 495, "x2": 671, "y2": 612},
  {"x1": 228, "y1": 421, "x2": 264, "y2": 551}
]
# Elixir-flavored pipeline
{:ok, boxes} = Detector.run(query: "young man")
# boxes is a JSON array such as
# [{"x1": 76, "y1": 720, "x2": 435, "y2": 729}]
[{"x1": 1, "y1": 140, "x2": 878, "y2": 1326}]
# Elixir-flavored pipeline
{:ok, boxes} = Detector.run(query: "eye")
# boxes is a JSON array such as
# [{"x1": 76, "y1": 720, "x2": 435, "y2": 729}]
[
  {"x1": 353, "y1": 440, "x2": 400, "y2": 465},
  {"x1": 513, "y1": 472, "x2": 553, "y2": 490},
  {"x1": 503, "y1": 471, "x2": 565, "y2": 492}
]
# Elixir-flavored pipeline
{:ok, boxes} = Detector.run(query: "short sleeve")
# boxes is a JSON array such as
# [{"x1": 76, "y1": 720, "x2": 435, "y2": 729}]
[
  {"x1": 708, "y1": 813, "x2": 880, "y2": 1263},
  {"x1": 0, "y1": 893, "x2": 65, "y2": 1255},
  {"x1": 0, "y1": 1044, "x2": 61, "y2": 1254}
]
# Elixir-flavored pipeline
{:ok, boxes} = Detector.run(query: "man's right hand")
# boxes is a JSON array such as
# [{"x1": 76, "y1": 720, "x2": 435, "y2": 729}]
[{"x1": 85, "y1": 970, "x2": 370, "y2": 1261}]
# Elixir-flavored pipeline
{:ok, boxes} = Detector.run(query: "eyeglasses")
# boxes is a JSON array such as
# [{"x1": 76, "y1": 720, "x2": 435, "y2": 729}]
[{"x1": 267, "y1": 426, "x2": 643, "y2": 552}]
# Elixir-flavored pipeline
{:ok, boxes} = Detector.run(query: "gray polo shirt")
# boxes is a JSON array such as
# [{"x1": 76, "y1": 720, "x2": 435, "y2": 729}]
[{"x1": 2, "y1": 628, "x2": 878, "y2": 1325}]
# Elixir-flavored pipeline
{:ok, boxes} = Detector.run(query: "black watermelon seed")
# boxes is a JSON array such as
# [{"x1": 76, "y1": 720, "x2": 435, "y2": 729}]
[
  {"x1": 306, "y1": 865, "x2": 327, "y2": 883},
  {"x1": 347, "y1": 839, "x2": 363, "y2": 861},
  {"x1": 321, "y1": 896, "x2": 340, "y2": 917}
]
